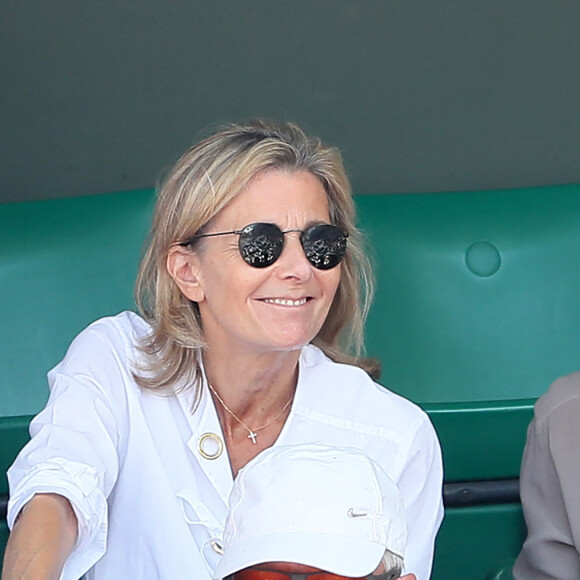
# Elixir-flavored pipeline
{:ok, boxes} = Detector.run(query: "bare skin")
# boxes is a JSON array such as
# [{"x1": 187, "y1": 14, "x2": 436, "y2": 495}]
[
  {"x1": 204, "y1": 349, "x2": 298, "y2": 476},
  {"x1": 2, "y1": 493, "x2": 77, "y2": 580}
]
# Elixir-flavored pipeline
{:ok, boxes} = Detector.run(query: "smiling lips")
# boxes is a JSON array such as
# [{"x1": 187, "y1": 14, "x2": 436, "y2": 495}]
[{"x1": 261, "y1": 297, "x2": 309, "y2": 306}]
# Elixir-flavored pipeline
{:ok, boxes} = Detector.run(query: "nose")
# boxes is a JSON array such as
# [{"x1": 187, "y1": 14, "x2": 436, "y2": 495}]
[{"x1": 274, "y1": 232, "x2": 313, "y2": 281}]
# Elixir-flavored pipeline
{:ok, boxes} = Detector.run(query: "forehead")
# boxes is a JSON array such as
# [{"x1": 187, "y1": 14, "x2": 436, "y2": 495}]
[{"x1": 214, "y1": 170, "x2": 330, "y2": 228}]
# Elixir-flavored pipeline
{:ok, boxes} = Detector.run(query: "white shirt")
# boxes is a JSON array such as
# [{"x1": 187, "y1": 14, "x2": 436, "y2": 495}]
[{"x1": 7, "y1": 311, "x2": 443, "y2": 580}]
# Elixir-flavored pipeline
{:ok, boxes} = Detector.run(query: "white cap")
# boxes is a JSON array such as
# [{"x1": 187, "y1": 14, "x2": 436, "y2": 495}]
[{"x1": 213, "y1": 443, "x2": 407, "y2": 579}]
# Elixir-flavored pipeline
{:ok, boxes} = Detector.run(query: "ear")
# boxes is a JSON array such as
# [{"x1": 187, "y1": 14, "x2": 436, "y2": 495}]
[{"x1": 166, "y1": 245, "x2": 205, "y2": 303}]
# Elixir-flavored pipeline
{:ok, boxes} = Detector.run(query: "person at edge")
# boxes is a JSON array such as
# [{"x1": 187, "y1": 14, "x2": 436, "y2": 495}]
[
  {"x1": 213, "y1": 443, "x2": 414, "y2": 580},
  {"x1": 3, "y1": 120, "x2": 443, "y2": 580},
  {"x1": 513, "y1": 372, "x2": 580, "y2": 579}
]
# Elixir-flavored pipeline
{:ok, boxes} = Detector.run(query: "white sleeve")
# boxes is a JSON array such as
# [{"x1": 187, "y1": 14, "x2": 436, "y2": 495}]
[
  {"x1": 7, "y1": 330, "x2": 125, "y2": 580},
  {"x1": 396, "y1": 414, "x2": 444, "y2": 580}
]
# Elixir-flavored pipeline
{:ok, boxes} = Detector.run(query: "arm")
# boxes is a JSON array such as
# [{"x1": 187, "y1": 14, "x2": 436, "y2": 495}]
[
  {"x1": 5, "y1": 322, "x2": 130, "y2": 579},
  {"x1": 6, "y1": 379, "x2": 118, "y2": 580},
  {"x1": 2, "y1": 493, "x2": 78, "y2": 580}
]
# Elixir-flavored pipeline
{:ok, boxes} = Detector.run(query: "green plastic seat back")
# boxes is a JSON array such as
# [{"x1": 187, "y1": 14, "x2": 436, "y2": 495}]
[
  {"x1": 0, "y1": 189, "x2": 155, "y2": 420},
  {"x1": 357, "y1": 184, "x2": 580, "y2": 481}
]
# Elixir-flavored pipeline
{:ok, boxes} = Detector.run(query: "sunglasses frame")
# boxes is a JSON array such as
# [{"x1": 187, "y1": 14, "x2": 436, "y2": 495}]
[{"x1": 180, "y1": 222, "x2": 348, "y2": 270}]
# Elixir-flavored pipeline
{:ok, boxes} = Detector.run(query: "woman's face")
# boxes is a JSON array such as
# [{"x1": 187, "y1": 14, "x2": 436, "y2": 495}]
[{"x1": 175, "y1": 169, "x2": 342, "y2": 358}]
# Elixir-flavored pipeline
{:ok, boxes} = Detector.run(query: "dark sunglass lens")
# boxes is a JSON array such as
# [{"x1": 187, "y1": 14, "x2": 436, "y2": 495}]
[
  {"x1": 301, "y1": 224, "x2": 347, "y2": 270},
  {"x1": 238, "y1": 223, "x2": 284, "y2": 268}
]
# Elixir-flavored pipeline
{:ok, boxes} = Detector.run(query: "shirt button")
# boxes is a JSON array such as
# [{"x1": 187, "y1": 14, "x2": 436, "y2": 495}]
[{"x1": 210, "y1": 539, "x2": 224, "y2": 554}]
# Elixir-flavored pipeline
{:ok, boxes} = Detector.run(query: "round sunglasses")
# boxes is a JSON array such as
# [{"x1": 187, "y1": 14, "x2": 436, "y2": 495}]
[{"x1": 181, "y1": 222, "x2": 348, "y2": 270}]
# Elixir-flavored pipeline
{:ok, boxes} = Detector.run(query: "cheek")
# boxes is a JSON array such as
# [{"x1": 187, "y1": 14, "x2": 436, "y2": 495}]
[
  {"x1": 198, "y1": 251, "x2": 249, "y2": 293},
  {"x1": 321, "y1": 269, "x2": 343, "y2": 318},
  {"x1": 324, "y1": 267, "x2": 342, "y2": 297},
  {"x1": 207, "y1": 265, "x2": 270, "y2": 307}
]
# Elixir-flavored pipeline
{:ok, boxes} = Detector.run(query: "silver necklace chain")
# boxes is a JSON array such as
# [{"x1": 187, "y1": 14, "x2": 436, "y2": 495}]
[{"x1": 208, "y1": 383, "x2": 293, "y2": 444}]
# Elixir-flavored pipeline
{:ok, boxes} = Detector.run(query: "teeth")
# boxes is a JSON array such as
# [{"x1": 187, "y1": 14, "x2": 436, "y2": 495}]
[{"x1": 263, "y1": 298, "x2": 308, "y2": 306}]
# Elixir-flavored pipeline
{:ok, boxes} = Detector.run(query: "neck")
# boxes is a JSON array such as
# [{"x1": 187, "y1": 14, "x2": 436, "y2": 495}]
[
  {"x1": 202, "y1": 347, "x2": 300, "y2": 424},
  {"x1": 202, "y1": 348, "x2": 301, "y2": 475}
]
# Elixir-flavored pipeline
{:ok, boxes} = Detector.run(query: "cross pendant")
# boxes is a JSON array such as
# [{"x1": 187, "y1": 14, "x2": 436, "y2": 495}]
[{"x1": 248, "y1": 431, "x2": 258, "y2": 444}]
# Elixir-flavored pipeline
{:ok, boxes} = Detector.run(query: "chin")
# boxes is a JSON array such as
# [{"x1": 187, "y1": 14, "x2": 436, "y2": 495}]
[{"x1": 266, "y1": 335, "x2": 314, "y2": 353}]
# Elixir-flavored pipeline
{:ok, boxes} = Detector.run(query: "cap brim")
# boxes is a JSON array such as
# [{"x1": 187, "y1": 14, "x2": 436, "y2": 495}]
[{"x1": 213, "y1": 530, "x2": 385, "y2": 579}]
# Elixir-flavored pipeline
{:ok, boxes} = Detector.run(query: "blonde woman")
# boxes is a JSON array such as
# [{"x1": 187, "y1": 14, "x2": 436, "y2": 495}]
[{"x1": 3, "y1": 121, "x2": 443, "y2": 580}]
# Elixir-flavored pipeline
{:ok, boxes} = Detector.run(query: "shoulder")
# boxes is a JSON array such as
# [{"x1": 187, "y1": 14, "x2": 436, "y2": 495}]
[
  {"x1": 298, "y1": 345, "x2": 431, "y2": 435},
  {"x1": 49, "y1": 311, "x2": 151, "y2": 386},
  {"x1": 534, "y1": 371, "x2": 580, "y2": 423},
  {"x1": 62, "y1": 311, "x2": 149, "y2": 359},
  {"x1": 70, "y1": 310, "x2": 149, "y2": 346}
]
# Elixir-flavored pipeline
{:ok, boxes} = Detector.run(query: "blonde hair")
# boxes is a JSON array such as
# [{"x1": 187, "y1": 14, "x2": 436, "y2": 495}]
[{"x1": 135, "y1": 120, "x2": 377, "y2": 401}]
